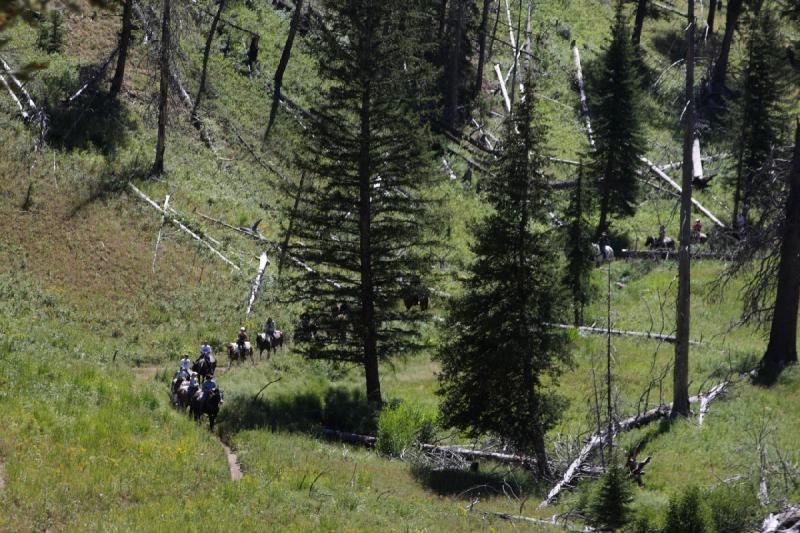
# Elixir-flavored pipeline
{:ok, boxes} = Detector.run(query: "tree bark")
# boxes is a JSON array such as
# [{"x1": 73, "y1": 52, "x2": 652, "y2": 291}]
[
  {"x1": 632, "y1": 0, "x2": 647, "y2": 45},
  {"x1": 705, "y1": 0, "x2": 717, "y2": 37},
  {"x1": 359, "y1": 74, "x2": 381, "y2": 406},
  {"x1": 191, "y1": 0, "x2": 227, "y2": 125},
  {"x1": 152, "y1": 0, "x2": 170, "y2": 176},
  {"x1": 437, "y1": 0, "x2": 448, "y2": 40},
  {"x1": 264, "y1": 0, "x2": 304, "y2": 143},
  {"x1": 109, "y1": 0, "x2": 133, "y2": 98},
  {"x1": 474, "y1": 0, "x2": 492, "y2": 97},
  {"x1": 760, "y1": 121, "x2": 800, "y2": 381},
  {"x1": 709, "y1": 0, "x2": 743, "y2": 95},
  {"x1": 672, "y1": 0, "x2": 694, "y2": 418}
]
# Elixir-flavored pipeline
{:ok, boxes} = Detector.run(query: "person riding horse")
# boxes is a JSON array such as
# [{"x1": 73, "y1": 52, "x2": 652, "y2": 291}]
[
  {"x1": 264, "y1": 318, "x2": 276, "y2": 338},
  {"x1": 202, "y1": 374, "x2": 223, "y2": 404},
  {"x1": 180, "y1": 354, "x2": 191, "y2": 372},
  {"x1": 200, "y1": 341, "x2": 212, "y2": 359},
  {"x1": 598, "y1": 232, "x2": 611, "y2": 260},
  {"x1": 658, "y1": 225, "x2": 666, "y2": 247},
  {"x1": 237, "y1": 327, "x2": 248, "y2": 352}
]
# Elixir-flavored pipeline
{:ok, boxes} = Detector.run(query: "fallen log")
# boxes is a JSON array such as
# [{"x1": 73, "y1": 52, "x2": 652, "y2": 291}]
[
  {"x1": 547, "y1": 323, "x2": 700, "y2": 345},
  {"x1": 0, "y1": 72, "x2": 30, "y2": 120},
  {"x1": 571, "y1": 41, "x2": 595, "y2": 150},
  {"x1": 692, "y1": 137, "x2": 703, "y2": 180},
  {"x1": 758, "y1": 504, "x2": 800, "y2": 532},
  {"x1": 641, "y1": 156, "x2": 726, "y2": 228},
  {"x1": 245, "y1": 252, "x2": 269, "y2": 317},
  {"x1": 541, "y1": 379, "x2": 733, "y2": 507},
  {"x1": 322, "y1": 428, "x2": 376, "y2": 447},
  {"x1": 485, "y1": 511, "x2": 586, "y2": 531},
  {"x1": 420, "y1": 443, "x2": 537, "y2": 467},
  {"x1": 697, "y1": 380, "x2": 730, "y2": 426},
  {"x1": 658, "y1": 152, "x2": 730, "y2": 172},
  {"x1": 130, "y1": 184, "x2": 240, "y2": 271}
]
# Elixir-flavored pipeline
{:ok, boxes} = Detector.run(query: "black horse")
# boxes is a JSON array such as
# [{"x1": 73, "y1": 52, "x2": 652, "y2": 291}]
[
  {"x1": 190, "y1": 389, "x2": 222, "y2": 430},
  {"x1": 645, "y1": 235, "x2": 676, "y2": 250},
  {"x1": 192, "y1": 355, "x2": 217, "y2": 381},
  {"x1": 256, "y1": 331, "x2": 284, "y2": 359}
]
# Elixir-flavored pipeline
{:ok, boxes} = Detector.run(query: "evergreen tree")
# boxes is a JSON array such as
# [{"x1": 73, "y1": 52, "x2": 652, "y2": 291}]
[
  {"x1": 592, "y1": 1, "x2": 646, "y2": 235},
  {"x1": 287, "y1": 0, "x2": 436, "y2": 405},
  {"x1": 436, "y1": 74, "x2": 570, "y2": 477},
  {"x1": 730, "y1": 6, "x2": 787, "y2": 225},
  {"x1": 563, "y1": 165, "x2": 594, "y2": 326},
  {"x1": 587, "y1": 463, "x2": 634, "y2": 531},
  {"x1": 663, "y1": 487, "x2": 709, "y2": 533}
]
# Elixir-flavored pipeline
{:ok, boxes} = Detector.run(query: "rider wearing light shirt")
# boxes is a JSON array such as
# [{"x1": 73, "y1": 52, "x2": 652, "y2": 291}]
[
  {"x1": 199, "y1": 341, "x2": 212, "y2": 359},
  {"x1": 180, "y1": 355, "x2": 191, "y2": 371}
]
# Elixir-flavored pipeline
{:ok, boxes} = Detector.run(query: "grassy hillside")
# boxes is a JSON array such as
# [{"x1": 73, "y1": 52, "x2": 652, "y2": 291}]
[{"x1": 0, "y1": 0, "x2": 798, "y2": 529}]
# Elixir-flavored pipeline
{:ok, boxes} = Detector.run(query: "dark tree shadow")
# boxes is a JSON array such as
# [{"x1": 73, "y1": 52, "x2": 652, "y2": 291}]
[
  {"x1": 411, "y1": 464, "x2": 546, "y2": 499},
  {"x1": 46, "y1": 92, "x2": 136, "y2": 155}
]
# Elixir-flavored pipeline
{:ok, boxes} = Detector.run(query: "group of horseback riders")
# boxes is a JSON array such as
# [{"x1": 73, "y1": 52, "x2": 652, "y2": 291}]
[{"x1": 171, "y1": 341, "x2": 222, "y2": 413}]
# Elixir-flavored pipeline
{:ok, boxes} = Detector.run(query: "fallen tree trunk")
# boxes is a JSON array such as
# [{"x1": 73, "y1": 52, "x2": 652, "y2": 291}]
[
  {"x1": 0, "y1": 56, "x2": 47, "y2": 141},
  {"x1": 420, "y1": 443, "x2": 536, "y2": 467},
  {"x1": 245, "y1": 252, "x2": 269, "y2": 317},
  {"x1": 0, "y1": 72, "x2": 30, "y2": 120},
  {"x1": 487, "y1": 511, "x2": 586, "y2": 532},
  {"x1": 541, "y1": 379, "x2": 732, "y2": 507},
  {"x1": 494, "y1": 63, "x2": 512, "y2": 113},
  {"x1": 571, "y1": 41, "x2": 595, "y2": 150},
  {"x1": 657, "y1": 152, "x2": 730, "y2": 172},
  {"x1": 759, "y1": 504, "x2": 800, "y2": 532},
  {"x1": 697, "y1": 380, "x2": 729, "y2": 426},
  {"x1": 641, "y1": 156, "x2": 726, "y2": 228},
  {"x1": 130, "y1": 184, "x2": 240, "y2": 271},
  {"x1": 547, "y1": 322, "x2": 700, "y2": 345}
]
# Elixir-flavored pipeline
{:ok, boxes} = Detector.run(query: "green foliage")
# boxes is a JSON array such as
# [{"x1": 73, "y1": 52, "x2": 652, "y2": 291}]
[
  {"x1": 706, "y1": 484, "x2": 760, "y2": 532},
  {"x1": 662, "y1": 486, "x2": 709, "y2": 533},
  {"x1": 376, "y1": 400, "x2": 437, "y2": 455},
  {"x1": 437, "y1": 76, "x2": 570, "y2": 471},
  {"x1": 587, "y1": 463, "x2": 635, "y2": 530},
  {"x1": 590, "y1": 0, "x2": 646, "y2": 234},
  {"x1": 563, "y1": 166, "x2": 595, "y2": 325},
  {"x1": 322, "y1": 386, "x2": 377, "y2": 434}
]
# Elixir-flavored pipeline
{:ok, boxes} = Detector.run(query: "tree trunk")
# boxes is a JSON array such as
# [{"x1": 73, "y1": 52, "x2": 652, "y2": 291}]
[
  {"x1": 444, "y1": 0, "x2": 465, "y2": 129},
  {"x1": 264, "y1": 0, "x2": 304, "y2": 143},
  {"x1": 760, "y1": 122, "x2": 800, "y2": 381},
  {"x1": 191, "y1": 0, "x2": 226, "y2": 125},
  {"x1": 247, "y1": 35, "x2": 259, "y2": 71},
  {"x1": 709, "y1": 0, "x2": 743, "y2": 95},
  {"x1": 632, "y1": 0, "x2": 647, "y2": 45},
  {"x1": 152, "y1": 0, "x2": 171, "y2": 176},
  {"x1": 359, "y1": 78, "x2": 381, "y2": 406},
  {"x1": 109, "y1": 0, "x2": 132, "y2": 98},
  {"x1": 437, "y1": 0, "x2": 448, "y2": 40},
  {"x1": 732, "y1": 144, "x2": 744, "y2": 228},
  {"x1": 672, "y1": 0, "x2": 694, "y2": 418},
  {"x1": 706, "y1": 0, "x2": 717, "y2": 37},
  {"x1": 278, "y1": 172, "x2": 306, "y2": 277},
  {"x1": 474, "y1": 0, "x2": 492, "y2": 97},
  {"x1": 597, "y1": 188, "x2": 610, "y2": 236}
]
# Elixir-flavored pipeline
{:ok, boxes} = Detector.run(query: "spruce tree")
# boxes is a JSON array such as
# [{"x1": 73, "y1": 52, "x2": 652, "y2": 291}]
[
  {"x1": 436, "y1": 74, "x2": 570, "y2": 477},
  {"x1": 592, "y1": 1, "x2": 646, "y2": 235},
  {"x1": 587, "y1": 463, "x2": 634, "y2": 531},
  {"x1": 287, "y1": 0, "x2": 436, "y2": 406},
  {"x1": 563, "y1": 165, "x2": 594, "y2": 326},
  {"x1": 730, "y1": 6, "x2": 787, "y2": 225},
  {"x1": 663, "y1": 487, "x2": 709, "y2": 533}
]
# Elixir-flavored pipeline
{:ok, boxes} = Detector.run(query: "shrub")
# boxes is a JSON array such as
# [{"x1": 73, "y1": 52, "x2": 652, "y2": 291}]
[
  {"x1": 586, "y1": 463, "x2": 634, "y2": 531},
  {"x1": 376, "y1": 400, "x2": 437, "y2": 456},
  {"x1": 36, "y1": 10, "x2": 66, "y2": 54},
  {"x1": 706, "y1": 484, "x2": 760, "y2": 533},
  {"x1": 662, "y1": 486, "x2": 709, "y2": 533}
]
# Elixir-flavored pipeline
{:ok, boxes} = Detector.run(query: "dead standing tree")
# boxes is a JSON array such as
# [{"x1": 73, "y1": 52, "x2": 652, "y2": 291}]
[
  {"x1": 191, "y1": 0, "x2": 228, "y2": 128},
  {"x1": 109, "y1": 0, "x2": 133, "y2": 98},
  {"x1": 152, "y1": 0, "x2": 171, "y2": 176},
  {"x1": 264, "y1": 0, "x2": 304, "y2": 142},
  {"x1": 672, "y1": 0, "x2": 695, "y2": 418}
]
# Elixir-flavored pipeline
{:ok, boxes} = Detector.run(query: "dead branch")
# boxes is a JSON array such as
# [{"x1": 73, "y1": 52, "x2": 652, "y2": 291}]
[
  {"x1": 65, "y1": 47, "x2": 120, "y2": 104},
  {"x1": 547, "y1": 322, "x2": 700, "y2": 345},
  {"x1": 758, "y1": 505, "x2": 800, "y2": 532},
  {"x1": 253, "y1": 377, "x2": 282, "y2": 402},
  {"x1": 571, "y1": 41, "x2": 595, "y2": 150},
  {"x1": 245, "y1": 252, "x2": 269, "y2": 316}
]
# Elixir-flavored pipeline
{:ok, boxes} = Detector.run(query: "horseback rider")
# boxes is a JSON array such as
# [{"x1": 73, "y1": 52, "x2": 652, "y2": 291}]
[
  {"x1": 202, "y1": 373, "x2": 223, "y2": 404},
  {"x1": 658, "y1": 225, "x2": 666, "y2": 246},
  {"x1": 180, "y1": 354, "x2": 191, "y2": 372},
  {"x1": 199, "y1": 341, "x2": 212, "y2": 360},
  {"x1": 264, "y1": 317, "x2": 276, "y2": 338},
  {"x1": 692, "y1": 218, "x2": 702, "y2": 235},
  {"x1": 237, "y1": 327, "x2": 248, "y2": 352},
  {"x1": 188, "y1": 371, "x2": 200, "y2": 397},
  {"x1": 598, "y1": 232, "x2": 610, "y2": 260}
]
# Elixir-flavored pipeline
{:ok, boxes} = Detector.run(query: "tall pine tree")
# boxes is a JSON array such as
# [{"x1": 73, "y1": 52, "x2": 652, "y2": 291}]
[
  {"x1": 563, "y1": 164, "x2": 594, "y2": 326},
  {"x1": 287, "y1": 0, "x2": 436, "y2": 406},
  {"x1": 437, "y1": 74, "x2": 570, "y2": 477},
  {"x1": 592, "y1": 1, "x2": 646, "y2": 235}
]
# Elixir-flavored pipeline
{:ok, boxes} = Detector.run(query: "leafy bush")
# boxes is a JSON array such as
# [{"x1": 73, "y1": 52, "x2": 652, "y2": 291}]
[
  {"x1": 376, "y1": 400, "x2": 437, "y2": 456},
  {"x1": 662, "y1": 486, "x2": 709, "y2": 533},
  {"x1": 586, "y1": 463, "x2": 634, "y2": 531},
  {"x1": 706, "y1": 484, "x2": 760, "y2": 532}
]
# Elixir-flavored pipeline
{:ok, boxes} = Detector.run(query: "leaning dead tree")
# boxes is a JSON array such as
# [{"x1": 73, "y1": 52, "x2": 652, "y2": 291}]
[
  {"x1": 191, "y1": 0, "x2": 228, "y2": 127},
  {"x1": 109, "y1": 0, "x2": 133, "y2": 98},
  {"x1": 0, "y1": 56, "x2": 48, "y2": 144},
  {"x1": 151, "y1": 0, "x2": 171, "y2": 176},
  {"x1": 264, "y1": 0, "x2": 304, "y2": 142},
  {"x1": 245, "y1": 252, "x2": 269, "y2": 316},
  {"x1": 571, "y1": 40, "x2": 595, "y2": 149}
]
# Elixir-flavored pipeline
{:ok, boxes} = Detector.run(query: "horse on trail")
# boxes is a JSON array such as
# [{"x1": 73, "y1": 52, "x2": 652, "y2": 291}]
[
  {"x1": 645, "y1": 235, "x2": 676, "y2": 250},
  {"x1": 190, "y1": 389, "x2": 222, "y2": 430},
  {"x1": 592, "y1": 243, "x2": 615, "y2": 265},
  {"x1": 256, "y1": 331, "x2": 284, "y2": 359},
  {"x1": 192, "y1": 355, "x2": 217, "y2": 380},
  {"x1": 174, "y1": 380, "x2": 193, "y2": 410},
  {"x1": 228, "y1": 342, "x2": 253, "y2": 365}
]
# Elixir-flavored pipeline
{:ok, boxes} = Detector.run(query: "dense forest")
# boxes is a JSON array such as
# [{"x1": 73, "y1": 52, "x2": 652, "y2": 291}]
[{"x1": 0, "y1": 0, "x2": 799, "y2": 529}]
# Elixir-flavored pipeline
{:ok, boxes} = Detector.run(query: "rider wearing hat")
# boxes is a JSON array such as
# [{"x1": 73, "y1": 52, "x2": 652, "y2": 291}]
[{"x1": 237, "y1": 327, "x2": 248, "y2": 352}]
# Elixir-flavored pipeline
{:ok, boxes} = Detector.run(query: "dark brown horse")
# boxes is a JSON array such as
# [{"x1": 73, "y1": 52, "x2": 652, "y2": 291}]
[
  {"x1": 192, "y1": 356, "x2": 216, "y2": 380},
  {"x1": 645, "y1": 235, "x2": 676, "y2": 250},
  {"x1": 256, "y1": 331, "x2": 284, "y2": 359},
  {"x1": 190, "y1": 389, "x2": 222, "y2": 430}
]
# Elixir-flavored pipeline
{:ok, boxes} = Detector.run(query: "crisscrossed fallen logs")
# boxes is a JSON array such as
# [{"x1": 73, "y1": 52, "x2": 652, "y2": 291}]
[
  {"x1": 758, "y1": 504, "x2": 800, "y2": 532},
  {"x1": 547, "y1": 322, "x2": 700, "y2": 345}
]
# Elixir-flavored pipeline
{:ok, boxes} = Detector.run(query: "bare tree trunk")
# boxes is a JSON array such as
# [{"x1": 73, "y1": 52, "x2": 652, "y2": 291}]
[
  {"x1": 444, "y1": 0, "x2": 466, "y2": 129},
  {"x1": 632, "y1": 0, "x2": 647, "y2": 45},
  {"x1": 152, "y1": 0, "x2": 171, "y2": 176},
  {"x1": 760, "y1": 121, "x2": 800, "y2": 381},
  {"x1": 705, "y1": 0, "x2": 717, "y2": 37},
  {"x1": 359, "y1": 80, "x2": 381, "y2": 406},
  {"x1": 672, "y1": 0, "x2": 694, "y2": 418},
  {"x1": 709, "y1": 0, "x2": 743, "y2": 95},
  {"x1": 264, "y1": 0, "x2": 304, "y2": 143},
  {"x1": 109, "y1": 0, "x2": 133, "y2": 97},
  {"x1": 437, "y1": 0, "x2": 449, "y2": 40},
  {"x1": 474, "y1": 0, "x2": 492, "y2": 97},
  {"x1": 191, "y1": 0, "x2": 227, "y2": 125}
]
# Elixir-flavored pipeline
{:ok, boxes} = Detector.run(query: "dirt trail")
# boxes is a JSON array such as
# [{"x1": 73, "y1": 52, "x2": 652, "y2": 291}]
[{"x1": 131, "y1": 364, "x2": 242, "y2": 481}]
